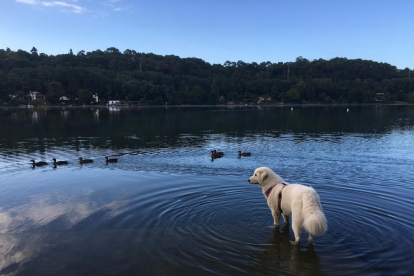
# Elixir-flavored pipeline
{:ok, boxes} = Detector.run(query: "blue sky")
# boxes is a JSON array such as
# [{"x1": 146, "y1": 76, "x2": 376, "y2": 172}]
[{"x1": 1, "y1": 0, "x2": 413, "y2": 68}]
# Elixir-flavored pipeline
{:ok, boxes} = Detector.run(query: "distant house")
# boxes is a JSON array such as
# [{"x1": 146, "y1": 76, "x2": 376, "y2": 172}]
[
  {"x1": 8, "y1": 94, "x2": 16, "y2": 100},
  {"x1": 59, "y1": 96, "x2": 71, "y2": 101},
  {"x1": 257, "y1": 96, "x2": 272, "y2": 104},
  {"x1": 27, "y1": 91, "x2": 45, "y2": 101},
  {"x1": 374, "y1": 93, "x2": 386, "y2": 102},
  {"x1": 108, "y1": 100, "x2": 120, "y2": 105},
  {"x1": 108, "y1": 100, "x2": 126, "y2": 105},
  {"x1": 243, "y1": 99, "x2": 255, "y2": 105},
  {"x1": 92, "y1": 94, "x2": 99, "y2": 103}
]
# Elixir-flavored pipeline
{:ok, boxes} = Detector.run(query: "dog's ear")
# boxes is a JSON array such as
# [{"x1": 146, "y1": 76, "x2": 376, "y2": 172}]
[{"x1": 260, "y1": 170, "x2": 268, "y2": 182}]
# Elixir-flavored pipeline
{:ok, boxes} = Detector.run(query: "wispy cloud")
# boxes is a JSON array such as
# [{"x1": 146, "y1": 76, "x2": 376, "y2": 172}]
[
  {"x1": 102, "y1": 0, "x2": 133, "y2": 13},
  {"x1": 15, "y1": 0, "x2": 86, "y2": 14},
  {"x1": 42, "y1": 1, "x2": 86, "y2": 13},
  {"x1": 15, "y1": 0, "x2": 39, "y2": 4},
  {"x1": 15, "y1": 0, "x2": 135, "y2": 15}
]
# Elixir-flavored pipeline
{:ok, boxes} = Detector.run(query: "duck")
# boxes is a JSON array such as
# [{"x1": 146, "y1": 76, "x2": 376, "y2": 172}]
[
  {"x1": 238, "y1": 151, "x2": 251, "y2": 157},
  {"x1": 105, "y1": 157, "x2": 118, "y2": 163},
  {"x1": 30, "y1": 160, "x2": 48, "y2": 166},
  {"x1": 78, "y1": 157, "x2": 93, "y2": 164},
  {"x1": 213, "y1": 150, "x2": 224, "y2": 156},
  {"x1": 211, "y1": 150, "x2": 224, "y2": 159},
  {"x1": 52, "y1": 158, "x2": 68, "y2": 165}
]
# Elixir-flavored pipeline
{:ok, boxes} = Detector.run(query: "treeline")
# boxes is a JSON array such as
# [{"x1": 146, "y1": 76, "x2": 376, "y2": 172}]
[{"x1": 0, "y1": 47, "x2": 413, "y2": 105}]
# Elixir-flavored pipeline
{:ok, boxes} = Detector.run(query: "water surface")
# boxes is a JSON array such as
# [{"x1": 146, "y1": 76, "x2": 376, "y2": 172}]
[{"x1": 0, "y1": 106, "x2": 413, "y2": 275}]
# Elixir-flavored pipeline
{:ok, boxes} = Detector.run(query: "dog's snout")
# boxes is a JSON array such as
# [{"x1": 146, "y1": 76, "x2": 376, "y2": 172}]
[{"x1": 247, "y1": 178, "x2": 250, "y2": 183}]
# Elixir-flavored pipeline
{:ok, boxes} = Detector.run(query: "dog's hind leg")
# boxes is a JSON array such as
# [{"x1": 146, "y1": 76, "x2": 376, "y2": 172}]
[
  {"x1": 308, "y1": 234, "x2": 313, "y2": 244},
  {"x1": 290, "y1": 202, "x2": 302, "y2": 245},
  {"x1": 283, "y1": 214, "x2": 289, "y2": 224}
]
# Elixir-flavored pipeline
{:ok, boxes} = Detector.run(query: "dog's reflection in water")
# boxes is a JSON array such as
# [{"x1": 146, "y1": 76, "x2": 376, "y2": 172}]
[{"x1": 252, "y1": 224, "x2": 323, "y2": 276}]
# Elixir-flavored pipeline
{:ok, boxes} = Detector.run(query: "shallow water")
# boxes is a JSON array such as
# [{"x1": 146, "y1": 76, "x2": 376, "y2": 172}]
[{"x1": 0, "y1": 105, "x2": 413, "y2": 275}]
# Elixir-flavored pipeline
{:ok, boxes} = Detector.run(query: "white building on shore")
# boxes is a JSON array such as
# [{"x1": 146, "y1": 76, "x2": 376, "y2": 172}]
[
  {"x1": 108, "y1": 100, "x2": 120, "y2": 105},
  {"x1": 59, "y1": 96, "x2": 71, "y2": 101},
  {"x1": 27, "y1": 91, "x2": 45, "y2": 101},
  {"x1": 108, "y1": 100, "x2": 126, "y2": 105}
]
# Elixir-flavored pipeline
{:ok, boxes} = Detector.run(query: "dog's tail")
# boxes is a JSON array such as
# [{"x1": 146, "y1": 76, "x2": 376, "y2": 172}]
[{"x1": 301, "y1": 188, "x2": 327, "y2": 235}]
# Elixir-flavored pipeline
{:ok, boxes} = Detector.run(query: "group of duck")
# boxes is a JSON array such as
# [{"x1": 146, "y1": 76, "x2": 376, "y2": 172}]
[
  {"x1": 211, "y1": 150, "x2": 251, "y2": 159},
  {"x1": 30, "y1": 150, "x2": 251, "y2": 167},
  {"x1": 30, "y1": 157, "x2": 118, "y2": 168}
]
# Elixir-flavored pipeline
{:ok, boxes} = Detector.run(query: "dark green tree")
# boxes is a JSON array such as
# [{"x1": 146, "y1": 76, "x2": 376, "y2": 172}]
[
  {"x1": 30, "y1": 47, "x2": 38, "y2": 55},
  {"x1": 77, "y1": 89, "x2": 93, "y2": 104},
  {"x1": 209, "y1": 78, "x2": 220, "y2": 104},
  {"x1": 0, "y1": 48, "x2": 412, "y2": 105},
  {"x1": 46, "y1": 82, "x2": 65, "y2": 104}
]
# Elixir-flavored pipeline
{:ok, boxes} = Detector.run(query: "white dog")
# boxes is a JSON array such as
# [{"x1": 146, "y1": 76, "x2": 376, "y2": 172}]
[{"x1": 248, "y1": 167, "x2": 327, "y2": 245}]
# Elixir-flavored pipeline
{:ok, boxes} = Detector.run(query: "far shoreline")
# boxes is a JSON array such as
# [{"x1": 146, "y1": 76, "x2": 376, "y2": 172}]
[{"x1": 1, "y1": 102, "x2": 414, "y2": 109}]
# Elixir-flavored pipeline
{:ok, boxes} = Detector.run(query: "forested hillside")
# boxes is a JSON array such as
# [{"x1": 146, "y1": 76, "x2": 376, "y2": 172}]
[{"x1": 1, "y1": 47, "x2": 413, "y2": 105}]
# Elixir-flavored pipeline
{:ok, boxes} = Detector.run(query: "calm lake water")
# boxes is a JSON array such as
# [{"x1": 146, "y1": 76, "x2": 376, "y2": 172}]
[{"x1": 0, "y1": 105, "x2": 413, "y2": 276}]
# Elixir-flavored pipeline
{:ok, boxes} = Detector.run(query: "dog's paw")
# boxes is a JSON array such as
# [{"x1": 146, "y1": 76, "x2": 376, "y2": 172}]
[{"x1": 289, "y1": 240, "x2": 300, "y2": 246}]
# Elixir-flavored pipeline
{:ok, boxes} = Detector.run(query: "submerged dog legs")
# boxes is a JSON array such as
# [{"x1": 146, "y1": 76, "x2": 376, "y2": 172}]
[
  {"x1": 291, "y1": 202, "x2": 302, "y2": 245},
  {"x1": 272, "y1": 210, "x2": 281, "y2": 226},
  {"x1": 283, "y1": 214, "x2": 289, "y2": 224},
  {"x1": 308, "y1": 234, "x2": 313, "y2": 244}
]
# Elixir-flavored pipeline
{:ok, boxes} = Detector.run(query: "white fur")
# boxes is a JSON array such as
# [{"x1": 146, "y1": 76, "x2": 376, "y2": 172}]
[{"x1": 248, "y1": 167, "x2": 327, "y2": 245}]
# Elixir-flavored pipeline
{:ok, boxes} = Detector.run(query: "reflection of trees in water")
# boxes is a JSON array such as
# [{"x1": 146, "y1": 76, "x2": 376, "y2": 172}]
[
  {"x1": 252, "y1": 224, "x2": 323, "y2": 276},
  {"x1": 0, "y1": 106, "x2": 413, "y2": 154}
]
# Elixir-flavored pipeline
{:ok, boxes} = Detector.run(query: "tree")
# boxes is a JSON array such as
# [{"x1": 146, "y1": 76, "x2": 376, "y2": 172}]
[
  {"x1": 209, "y1": 78, "x2": 220, "y2": 104},
  {"x1": 153, "y1": 97, "x2": 164, "y2": 105},
  {"x1": 286, "y1": 88, "x2": 300, "y2": 103},
  {"x1": 16, "y1": 90, "x2": 25, "y2": 99},
  {"x1": 105, "y1": 47, "x2": 121, "y2": 54},
  {"x1": 46, "y1": 82, "x2": 65, "y2": 104},
  {"x1": 0, "y1": 47, "x2": 412, "y2": 105},
  {"x1": 77, "y1": 89, "x2": 93, "y2": 104},
  {"x1": 188, "y1": 86, "x2": 206, "y2": 104},
  {"x1": 30, "y1": 47, "x2": 38, "y2": 55}
]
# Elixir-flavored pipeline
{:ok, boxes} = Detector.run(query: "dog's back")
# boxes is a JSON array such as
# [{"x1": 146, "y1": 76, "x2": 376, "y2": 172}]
[{"x1": 282, "y1": 184, "x2": 327, "y2": 235}]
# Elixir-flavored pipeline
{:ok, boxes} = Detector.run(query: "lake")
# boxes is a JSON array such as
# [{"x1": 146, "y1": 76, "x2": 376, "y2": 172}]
[{"x1": 0, "y1": 105, "x2": 413, "y2": 276}]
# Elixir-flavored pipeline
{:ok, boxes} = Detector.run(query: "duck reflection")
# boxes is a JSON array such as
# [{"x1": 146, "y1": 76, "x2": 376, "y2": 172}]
[{"x1": 252, "y1": 224, "x2": 323, "y2": 275}]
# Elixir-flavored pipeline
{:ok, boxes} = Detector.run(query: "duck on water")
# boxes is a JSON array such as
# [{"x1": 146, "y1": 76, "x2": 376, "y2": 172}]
[
  {"x1": 78, "y1": 157, "x2": 93, "y2": 164},
  {"x1": 211, "y1": 150, "x2": 224, "y2": 158},
  {"x1": 30, "y1": 160, "x2": 48, "y2": 167},
  {"x1": 52, "y1": 158, "x2": 68, "y2": 165},
  {"x1": 105, "y1": 157, "x2": 118, "y2": 163}
]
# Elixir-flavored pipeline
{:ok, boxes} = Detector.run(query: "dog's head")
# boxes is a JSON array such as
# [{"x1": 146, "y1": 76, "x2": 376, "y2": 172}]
[{"x1": 248, "y1": 167, "x2": 271, "y2": 186}]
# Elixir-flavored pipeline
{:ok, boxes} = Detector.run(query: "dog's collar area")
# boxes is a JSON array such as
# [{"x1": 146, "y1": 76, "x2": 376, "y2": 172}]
[
  {"x1": 278, "y1": 183, "x2": 288, "y2": 213},
  {"x1": 265, "y1": 186, "x2": 275, "y2": 198},
  {"x1": 265, "y1": 182, "x2": 287, "y2": 199},
  {"x1": 265, "y1": 182, "x2": 288, "y2": 213}
]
